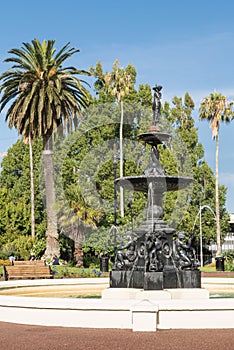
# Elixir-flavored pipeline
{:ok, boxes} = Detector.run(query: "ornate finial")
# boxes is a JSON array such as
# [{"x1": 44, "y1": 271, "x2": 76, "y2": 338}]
[{"x1": 151, "y1": 85, "x2": 162, "y2": 130}]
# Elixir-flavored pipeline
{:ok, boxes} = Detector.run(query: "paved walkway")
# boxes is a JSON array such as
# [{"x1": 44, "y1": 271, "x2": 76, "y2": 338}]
[{"x1": 1, "y1": 322, "x2": 234, "y2": 350}]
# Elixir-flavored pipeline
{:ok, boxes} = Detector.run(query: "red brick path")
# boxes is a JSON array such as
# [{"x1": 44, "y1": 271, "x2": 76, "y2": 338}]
[{"x1": 1, "y1": 322, "x2": 234, "y2": 350}]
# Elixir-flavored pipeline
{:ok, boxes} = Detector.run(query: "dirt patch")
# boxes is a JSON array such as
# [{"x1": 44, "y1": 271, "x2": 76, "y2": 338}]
[{"x1": 0, "y1": 283, "x2": 108, "y2": 298}]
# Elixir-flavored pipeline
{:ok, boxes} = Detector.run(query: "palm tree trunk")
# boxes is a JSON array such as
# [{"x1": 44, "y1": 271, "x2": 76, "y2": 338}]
[
  {"x1": 43, "y1": 135, "x2": 60, "y2": 258},
  {"x1": 29, "y1": 135, "x2": 35, "y2": 238},
  {"x1": 74, "y1": 223, "x2": 84, "y2": 267},
  {"x1": 215, "y1": 135, "x2": 221, "y2": 256},
  {"x1": 119, "y1": 100, "x2": 124, "y2": 217}
]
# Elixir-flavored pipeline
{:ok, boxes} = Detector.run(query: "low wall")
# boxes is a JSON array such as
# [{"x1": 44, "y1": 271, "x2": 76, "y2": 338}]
[
  {"x1": 1, "y1": 294, "x2": 234, "y2": 331},
  {"x1": 201, "y1": 277, "x2": 234, "y2": 292}
]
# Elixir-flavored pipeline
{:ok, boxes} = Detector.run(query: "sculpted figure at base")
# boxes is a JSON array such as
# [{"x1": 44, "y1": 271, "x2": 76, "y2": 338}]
[
  {"x1": 113, "y1": 234, "x2": 137, "y2": 270},
  {"x1": 173, "y1": 231, "x2": 199, "y2": 270},
  {"x1": 113, "y1": 220, "x2": 175, "y2": 273},
  {"x1": 145, "y1": 229, "x2": 164, "y2": 272}
]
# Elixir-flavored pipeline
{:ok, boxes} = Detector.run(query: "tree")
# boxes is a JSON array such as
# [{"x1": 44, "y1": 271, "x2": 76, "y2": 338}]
[
  {"x1": 199, "y1": 92, "x2": 234, "y2": 256},
  {"x1": 102, "y1": 60, "x2": 132, "y2": 217},
  {"x1": 0, "y1": 139, "x2": 47, "y2": 258},
  {"x1": 0, "y1": 39, "x2": 89, "y2": 257},
  {"x1": 28, "y1": 135, "x2": 35, "y2": 238},
  {"x1": 157, "y1": 93, "x2": 229, "y2": 261},
  {"x1": 54, "y1": 100, "x2": 148, "y2": 257},
  {"x1": 57, "y1": 184, "x2": 103, "y2": 267},
  {"x1": 53, "y1": 130, "x2": 105, "y2": 266}
]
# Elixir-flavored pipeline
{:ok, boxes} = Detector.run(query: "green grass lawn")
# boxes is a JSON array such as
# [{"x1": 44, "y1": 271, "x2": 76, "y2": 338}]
[
  {"x1": 0, "y1": 263, "x2": 231, "y2": 280},
  {"x1": 0, "y1": 264, "x2": 107, "y2": 280},
  {"x1": 199, "y1": 266, "x2": 216, "y2": 273}
]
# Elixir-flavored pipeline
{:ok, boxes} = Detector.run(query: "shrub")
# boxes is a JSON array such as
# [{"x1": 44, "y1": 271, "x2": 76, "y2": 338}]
[
  {"x1": 83, "y1": 255, "x2": 100, "y2": 269},
  {"x1": 223, "y1": 251, "x2": 234, "y2": 272},
  {"x1": 50, "y1": 265, "x2": 103, "y2": 278},
  {"x1": 0, "y1": 251, "x2": 11, "y2": 260},
  {"x1": 2, "y1": 236, "x2": 34, "y2": 260},
  {"x1": 0, "y1": 259, "x2": 11, "y2": 266}
]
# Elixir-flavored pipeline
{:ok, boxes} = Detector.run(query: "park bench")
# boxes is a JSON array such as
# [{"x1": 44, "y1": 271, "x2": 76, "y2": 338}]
[
  {"x1": 3, "y1": 264, "x2": 54, "y2": 280},
  {"x1": 13, "y1": 260, "x2": 46, "y2": 266}
]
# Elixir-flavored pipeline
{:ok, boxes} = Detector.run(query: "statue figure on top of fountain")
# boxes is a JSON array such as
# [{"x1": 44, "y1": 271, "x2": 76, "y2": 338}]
[
  {"x1": 144, "y1": 85, "x2": 167, "y2": 176},
  {"x1": 152, "y1": 84, "x2": 162, "y2": 127}
]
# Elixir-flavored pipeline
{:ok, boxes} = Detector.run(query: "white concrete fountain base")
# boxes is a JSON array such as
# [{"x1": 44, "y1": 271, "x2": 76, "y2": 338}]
[
  {"x1": 1, "y1": 278, "x2": 234, "y2": 332},
  {"x1": 102, "y1": 287, "x2": 209, "y2": 300}
]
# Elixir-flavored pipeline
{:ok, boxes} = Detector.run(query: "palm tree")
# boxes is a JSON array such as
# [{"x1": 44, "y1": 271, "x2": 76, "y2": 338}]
[
  {"x1": 57, "y1": 185, "x2": 103, "y2": 267},
  {"x1": 199, "y1": 92, "x2": 234, "y2": 256},
  {"x1": 0, "y1": 39, "x2": 89, "y2": 257},
  {"x1": 28, "y1": 135, "x2": 35, "y2": 238},
  {"x1": 104, "y1": 60, "x2": 131, "y2": 217}
]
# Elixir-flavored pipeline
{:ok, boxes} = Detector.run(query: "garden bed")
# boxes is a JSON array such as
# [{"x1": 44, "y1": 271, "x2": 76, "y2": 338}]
[{"x1": 201, "y1": 271, "x2": 234, "y2": 278}]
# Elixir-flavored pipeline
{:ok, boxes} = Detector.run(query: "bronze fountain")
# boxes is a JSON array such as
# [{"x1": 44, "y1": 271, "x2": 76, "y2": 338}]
[{"x1": 110, "y1": 85, "x2": 200, "y2": 290}]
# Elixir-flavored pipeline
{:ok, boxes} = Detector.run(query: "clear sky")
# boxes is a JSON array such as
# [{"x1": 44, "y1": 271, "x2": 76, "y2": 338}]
[{"x1": 0, "y1": 0, "x2": 234, "y2": 212}]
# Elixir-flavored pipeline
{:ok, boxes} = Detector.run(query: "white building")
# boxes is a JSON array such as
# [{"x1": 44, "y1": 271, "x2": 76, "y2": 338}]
[{"x1": 209, "y1": 214, "x2": 234, "y2": 253}]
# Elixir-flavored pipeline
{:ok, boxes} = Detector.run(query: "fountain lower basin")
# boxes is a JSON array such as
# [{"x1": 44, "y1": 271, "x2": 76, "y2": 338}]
[{"x1": 1, "y1": 278, "x2": 234, "y2": 331}]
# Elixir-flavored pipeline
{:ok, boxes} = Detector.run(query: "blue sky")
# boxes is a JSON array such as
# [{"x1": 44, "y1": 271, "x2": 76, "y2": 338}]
[{"x1": 0, "y1": 0, "x2": 234, "y2": 212}]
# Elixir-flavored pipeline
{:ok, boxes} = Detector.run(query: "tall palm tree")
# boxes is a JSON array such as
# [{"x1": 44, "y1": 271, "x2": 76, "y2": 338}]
[
  {"x1": 199, "y1": 92, "x2": 234, "y2": 256},
  {"x1": 28, "y1": 134, "x2": 35, "y2": 238},
  {"x1": 104, "y1": 60, "x2": 131, "y2": 217},
  {"x1": 0, "y1": 39, "x2": 89, "y2": 257}
]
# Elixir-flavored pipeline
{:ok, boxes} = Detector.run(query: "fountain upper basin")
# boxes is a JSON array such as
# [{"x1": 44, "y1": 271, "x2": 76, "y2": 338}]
[{"x1": 116, "y1": 175, "x2": 193, "y2": 192}]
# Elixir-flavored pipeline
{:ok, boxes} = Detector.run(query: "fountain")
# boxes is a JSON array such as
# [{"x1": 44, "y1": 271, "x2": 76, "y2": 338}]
[
  {"x1": 2, "y1": 87, "x2": 234, "y2": 332},
  {"x1": 110, "y1": 85, "x2": 201, "y2": 290}
]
